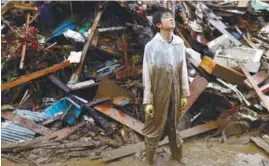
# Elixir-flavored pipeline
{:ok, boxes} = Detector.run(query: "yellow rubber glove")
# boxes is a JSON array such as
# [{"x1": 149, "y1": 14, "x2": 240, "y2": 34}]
[
  {"x1": 145, "y1": 104, "x2": 154, "y2": 119},
  {"x1": 181, "y1": 98, "x2": 188, "y2": 110}
]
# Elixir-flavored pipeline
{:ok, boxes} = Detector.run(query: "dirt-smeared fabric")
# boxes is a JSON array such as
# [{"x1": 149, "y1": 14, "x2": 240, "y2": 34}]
[{"x1": 142, "y1": 33, "x2": 190, "y2": 139}]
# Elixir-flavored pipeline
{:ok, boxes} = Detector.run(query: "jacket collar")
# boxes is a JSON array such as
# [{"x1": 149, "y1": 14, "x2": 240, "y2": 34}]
[{"x1": 153, "y1": 32, "x2": 183, "y2": 45}]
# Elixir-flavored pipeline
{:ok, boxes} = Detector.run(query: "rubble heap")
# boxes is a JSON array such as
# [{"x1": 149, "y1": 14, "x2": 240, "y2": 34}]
[{"x1": 1, "y1": 1, "x2": 269, "y2": 165}]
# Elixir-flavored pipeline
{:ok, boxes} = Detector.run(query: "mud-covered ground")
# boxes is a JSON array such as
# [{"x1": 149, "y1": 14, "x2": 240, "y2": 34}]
[{"x1": 2, "y1": 136, "x2": 269, "y2": 166}]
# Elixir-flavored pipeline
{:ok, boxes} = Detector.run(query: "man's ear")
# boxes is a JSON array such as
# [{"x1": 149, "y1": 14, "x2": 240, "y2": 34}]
[{"x1": 156, "y1": 23, "x2": 162, "y2": 29}]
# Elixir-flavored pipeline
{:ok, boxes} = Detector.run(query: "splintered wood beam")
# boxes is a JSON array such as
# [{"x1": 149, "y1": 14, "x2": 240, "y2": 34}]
[
  {"x1": 240, "y1": 64, "x2": 269, "y2": 112},
  {"x1": 2, "y1": 61, "x2": 71, "y2": 91},
  {"x1": 94, "y1": 105, "x2": 144, "y2": 135}
]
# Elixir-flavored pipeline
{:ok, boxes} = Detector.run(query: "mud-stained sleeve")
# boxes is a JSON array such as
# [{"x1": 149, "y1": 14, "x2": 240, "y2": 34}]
[
  {"x1": 143, "y1": 44, "x2": 153, "y2": 104},
  {"x1": 181, "y1": 45, "x2": 190, "y2": 97}
]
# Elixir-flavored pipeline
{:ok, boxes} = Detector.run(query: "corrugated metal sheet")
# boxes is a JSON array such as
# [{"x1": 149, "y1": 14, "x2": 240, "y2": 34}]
[
  {"x1": 1, "y1": 110, "x2": 50, "y2": 144},
  {"x1": 1, "y1": 121, "x2": 35, "y2": 143},
  {"x1": 13, "y1": 109, "x2": 50, "y2": 122}
]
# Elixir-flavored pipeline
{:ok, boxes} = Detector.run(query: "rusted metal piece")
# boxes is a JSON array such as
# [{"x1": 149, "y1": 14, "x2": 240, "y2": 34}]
[
  {"x1": 2, "y1": 61, "x2": 71, "y2": 91},
  {"x1": 244, "y1": 71, "x2": 269, "y2": 89},
  {"x1": 94, "y1": 104, "x2": 144, "y2": 135},
  {"x1": 240, "y1": 64, "x2": 269, "y2": 112},
  {"x1": 101, "y1": 121, "x2": 218, "y2": 162},
  {"x1": 1, "y1": 111, "x2": 53, "y2": 135},
  {"x1": 68, "y1": 3, "x2": 105, "y2": 84},
  {"x1": 180, "y1": 76, "x2": 208, "y2": 120}
]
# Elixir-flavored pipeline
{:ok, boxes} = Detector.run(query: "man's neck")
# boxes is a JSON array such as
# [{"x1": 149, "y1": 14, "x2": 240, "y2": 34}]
[{"x1": 159, "y1": 30, "x2": 173, "y2": 41}]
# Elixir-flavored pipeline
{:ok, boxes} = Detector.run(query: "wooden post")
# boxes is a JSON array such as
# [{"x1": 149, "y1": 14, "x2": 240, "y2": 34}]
[
  {"x1": 68, "y1": 4, "x2": 106, "y2": 84},
  {"x1": 19, "y1": 12, "x2": 30, "y2": 69}
]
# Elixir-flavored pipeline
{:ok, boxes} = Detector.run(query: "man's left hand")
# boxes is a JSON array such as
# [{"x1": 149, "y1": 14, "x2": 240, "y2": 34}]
[{"x1": 181, "y1": 98, "x2": 188, "y2": 110}]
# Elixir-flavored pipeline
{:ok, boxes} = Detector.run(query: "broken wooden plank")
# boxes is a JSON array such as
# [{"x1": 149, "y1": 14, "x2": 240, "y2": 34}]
[
  {"x1": 240, "y1": 64, "x2": 269, "y2": 112},
  {"x1": 180, "y1": 76, "x2": 208, "y2": 120},
  {"x1": 42, "y1": 115, "x2": 62, "y2": 126},
  {"x1": 200, "y1": 56, "x2": 246, "y2": 85},
  {"x1": 68, "y1": 4, "x2": 106, "y2": 84},
  {"x1": 54, "y1": 121, "x2": 86, "y2": 141},
  {"x1": 243, "y1": 71, "x2": 269, "y2": 89},
  {"x1": 101, "y1": 121, "x2": 217, "y2": 162},
  {"x1": 94, "y1": 105, "x2": 144, "y2": 135},
  {"x1": 1, "y1": 111, "x2": 53, "y2": 135},
  {"x1": 2, "y1": 61, "x2": 71, "y2": 91}
]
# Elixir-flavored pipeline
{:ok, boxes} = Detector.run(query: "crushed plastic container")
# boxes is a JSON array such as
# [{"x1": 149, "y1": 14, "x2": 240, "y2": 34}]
[{"x1": 44, "y1": 97, "x2": 82, "y2": 125}]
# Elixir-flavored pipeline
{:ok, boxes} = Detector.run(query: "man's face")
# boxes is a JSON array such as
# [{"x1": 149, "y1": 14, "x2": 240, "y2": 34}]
[{"x1": 156, "y1": 12, "x2": 175, "y2": 31}]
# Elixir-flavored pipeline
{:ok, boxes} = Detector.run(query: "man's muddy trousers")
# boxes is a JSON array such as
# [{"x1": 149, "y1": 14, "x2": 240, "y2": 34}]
[{"x1": 145, "y1": 94, "x2": 183, "y2": 164}]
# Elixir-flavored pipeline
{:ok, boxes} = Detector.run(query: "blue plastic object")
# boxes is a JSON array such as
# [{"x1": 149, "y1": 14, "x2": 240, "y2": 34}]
[
  {"x1": 47, "y1": 19, "x2": 77, "y2": 43},
  {"x1": 44, "y1": 97, "x2": 82, "y2": 125}
]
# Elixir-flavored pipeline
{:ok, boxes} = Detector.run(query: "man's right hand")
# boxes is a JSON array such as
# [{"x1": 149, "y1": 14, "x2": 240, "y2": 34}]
[{"x1": 145, "y1": 104, "x2": 154, "y2": 119}]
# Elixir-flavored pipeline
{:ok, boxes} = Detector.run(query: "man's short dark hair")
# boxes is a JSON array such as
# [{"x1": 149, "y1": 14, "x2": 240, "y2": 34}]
[{"x1": 152, "y1": 8, "x2": 172, "y2": 32}]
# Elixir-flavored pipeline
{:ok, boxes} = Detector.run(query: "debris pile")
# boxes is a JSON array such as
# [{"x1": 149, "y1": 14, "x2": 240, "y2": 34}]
[{"x1": 1, "y1": 1, "x2": 269, "y2": 165}]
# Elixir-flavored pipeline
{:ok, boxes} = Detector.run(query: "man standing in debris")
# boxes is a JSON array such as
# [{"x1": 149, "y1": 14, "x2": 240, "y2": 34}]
[{"x1": 143, "y1": 9, "x2": 190, "y2": 164}]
